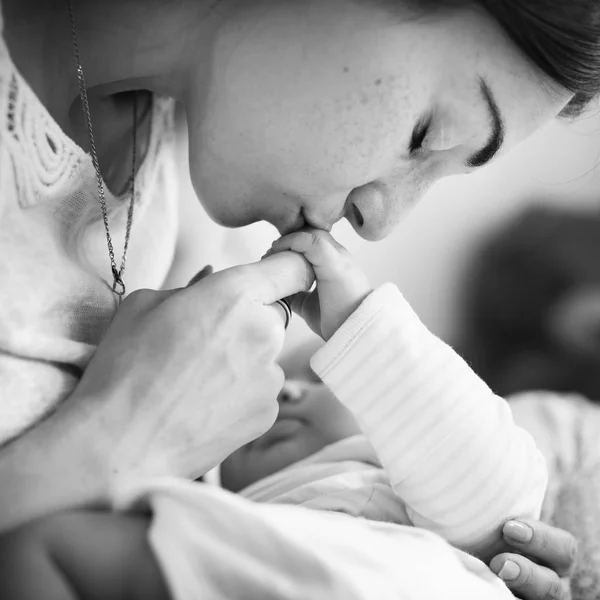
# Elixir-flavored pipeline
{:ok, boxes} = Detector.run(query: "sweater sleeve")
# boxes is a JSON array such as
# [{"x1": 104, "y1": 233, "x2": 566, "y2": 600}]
[{"x1": 310, "y1": 283, "x2": 548, "y2": 557}]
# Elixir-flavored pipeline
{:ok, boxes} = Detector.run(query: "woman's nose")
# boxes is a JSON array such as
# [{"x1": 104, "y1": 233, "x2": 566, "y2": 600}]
[
  {"x1": 346, "y1": 181, "x2": 421, "y2": 241},
  {"x1": 277, "y1": 380, "x2": 306, "y2": 404}
]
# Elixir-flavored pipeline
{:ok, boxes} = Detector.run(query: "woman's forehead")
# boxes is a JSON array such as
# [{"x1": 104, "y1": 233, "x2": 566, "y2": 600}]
[{"x1": 227, "y1": 2, "x2": 569, "y2": 124}]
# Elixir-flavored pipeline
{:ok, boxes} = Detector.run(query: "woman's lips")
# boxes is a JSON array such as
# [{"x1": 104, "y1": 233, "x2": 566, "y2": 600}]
[
  {"x1": 302, "y1": 209, "x2": 343, "y2": 233},
  {"x1": 276, "y1": 207, "x2": 342, "y2": 236},
  {"x1": 276, "y1": 209, "x2": 306, "y2": 235}
]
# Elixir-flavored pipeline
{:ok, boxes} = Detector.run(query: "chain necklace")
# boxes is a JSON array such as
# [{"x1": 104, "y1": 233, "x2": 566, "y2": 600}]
[{"x1": 67, "y1": 0, "x2": 137, "y2": 302}]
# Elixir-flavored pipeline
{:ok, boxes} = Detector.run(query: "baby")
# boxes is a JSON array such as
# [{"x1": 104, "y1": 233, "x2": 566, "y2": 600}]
[
  {"x1": 220, "y1": 228, "x2": 547, "y2": 561},
  {"x1": 220, "y1": 337, "x2": 365, "y2": 493}
]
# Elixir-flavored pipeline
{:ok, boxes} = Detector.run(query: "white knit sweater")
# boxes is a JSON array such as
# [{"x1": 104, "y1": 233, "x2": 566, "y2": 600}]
[{"x1": 0, "y1": 7, "x2": 180, "y2": 444}]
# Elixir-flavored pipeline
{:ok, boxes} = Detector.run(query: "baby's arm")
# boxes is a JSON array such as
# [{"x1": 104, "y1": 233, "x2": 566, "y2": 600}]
[
  {"x1": 0, "y1": 510, "x2": 170, "y2": 600},
  {"x1": 272, "y1": 229, "x2": 547, "y2": 561}
]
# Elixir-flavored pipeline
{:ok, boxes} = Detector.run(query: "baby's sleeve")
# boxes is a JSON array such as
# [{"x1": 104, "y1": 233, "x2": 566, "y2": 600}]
[{"x1": 311, "y1": 283, "x2": 548, "y2": 558}]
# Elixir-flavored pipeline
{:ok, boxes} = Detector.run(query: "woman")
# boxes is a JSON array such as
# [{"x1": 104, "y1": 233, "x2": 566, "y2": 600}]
[{"x1": 0, "y1": 0, "x2": 597, "y2": 597}]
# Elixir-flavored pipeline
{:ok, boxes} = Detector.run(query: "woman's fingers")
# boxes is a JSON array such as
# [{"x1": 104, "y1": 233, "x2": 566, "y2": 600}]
[
  {"x1": 489, "y1": 520, "x2": 578, "y2": 600},
  {"x1": 270, "y1": 299, "x2": 292, "y2": 329},
  {"x1": 489, "y1": 553, "x2": 569, "y2": 600},
  {"x1": 127, "y1": 265, "x2": 214, "y2": 307},
  {"x1": 231, "y1": 251, "x2": 315, "y2": 305},
  {"x1": 502, "y1": 520, "x2": 577, "y2": 578}
]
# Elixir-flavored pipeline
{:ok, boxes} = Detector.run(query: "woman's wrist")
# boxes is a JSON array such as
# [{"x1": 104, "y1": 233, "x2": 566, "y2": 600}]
[{"x1": 0, "y1": 389, "x2": 111, "y2": 533}]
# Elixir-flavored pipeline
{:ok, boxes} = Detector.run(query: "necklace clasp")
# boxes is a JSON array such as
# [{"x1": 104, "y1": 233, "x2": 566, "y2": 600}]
[{"x1": 112, "y1": 267, "x2": 126, "y2": 298}]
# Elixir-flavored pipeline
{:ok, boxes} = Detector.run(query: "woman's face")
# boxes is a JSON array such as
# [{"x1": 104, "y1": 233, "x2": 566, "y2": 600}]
[{"x1": 186, "y1": 0, "x2": 571, "y2": 241}]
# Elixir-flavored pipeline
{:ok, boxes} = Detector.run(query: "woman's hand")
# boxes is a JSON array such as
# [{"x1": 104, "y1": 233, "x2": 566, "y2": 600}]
[
  {"x1": 489, "y1": 519, "x2": 577, "y2": 600},
  {"x1": 74, "y1": 251, "x2": 314, "y2": 490},
  {"x1": 268, "y1": 228, "x2": 372, "y2": 340},
  {"x1": 0, "y1": 251, "x2": 314, "y2": 532}
]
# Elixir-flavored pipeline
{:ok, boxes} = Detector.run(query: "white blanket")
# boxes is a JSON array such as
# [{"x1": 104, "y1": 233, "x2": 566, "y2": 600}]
[{"x1": 115, "y1": 478, "x2": 512, "y2": 600}]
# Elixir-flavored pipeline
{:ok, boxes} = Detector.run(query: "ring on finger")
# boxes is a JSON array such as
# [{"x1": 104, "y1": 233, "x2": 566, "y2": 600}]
[{"x1": 275, "y1": 298, "x2": 292, "y2": 330}]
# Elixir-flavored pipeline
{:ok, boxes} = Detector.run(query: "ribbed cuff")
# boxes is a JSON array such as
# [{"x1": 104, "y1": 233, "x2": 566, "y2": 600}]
[{"x1": 311, "y1": 283, "x2": 420, "y2": 378}]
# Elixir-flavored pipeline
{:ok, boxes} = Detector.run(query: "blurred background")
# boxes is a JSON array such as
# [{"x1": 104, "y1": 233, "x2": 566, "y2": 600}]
[{"x1": 171, "y1": 105, "x2": 600, "y2": 401}]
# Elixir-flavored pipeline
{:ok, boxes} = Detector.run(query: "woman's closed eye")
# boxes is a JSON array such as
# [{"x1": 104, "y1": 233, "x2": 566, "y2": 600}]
[{"x1": 408, "y1": 116, "x2": 432, "y2": 155}]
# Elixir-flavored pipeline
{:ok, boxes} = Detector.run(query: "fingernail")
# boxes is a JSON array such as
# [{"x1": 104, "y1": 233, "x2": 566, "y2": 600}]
[
  {"x1": 498, "y1": 560, "x2": 520, "y2": 582},
  {"x1": 504, "y1": 521, "x2": 533, "y2": 543}
]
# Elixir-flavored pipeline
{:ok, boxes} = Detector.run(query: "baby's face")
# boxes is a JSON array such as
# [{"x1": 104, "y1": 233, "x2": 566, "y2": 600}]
[{"x1": 220, "y1": 350, "x2": 361, "y2": 493}]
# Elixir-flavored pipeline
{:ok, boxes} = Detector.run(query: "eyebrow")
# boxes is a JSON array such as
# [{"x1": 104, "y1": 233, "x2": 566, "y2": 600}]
[{"x1": 466, "y1": 78, "x2": 505, "y2": 169}]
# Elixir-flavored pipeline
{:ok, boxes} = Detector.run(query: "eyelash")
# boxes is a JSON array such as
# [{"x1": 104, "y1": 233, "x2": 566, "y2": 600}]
[{"x1": 409, "y1": 118, "x2": 431, "y2": 155}]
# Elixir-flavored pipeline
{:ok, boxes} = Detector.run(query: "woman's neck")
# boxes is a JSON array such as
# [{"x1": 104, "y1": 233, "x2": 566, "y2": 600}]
[
  {"x1": 2, "y1": 0, "x2": 225, "y2": 128},
  {"x1": 1, "y1": 0, "x2": 231, "y2": 193}
]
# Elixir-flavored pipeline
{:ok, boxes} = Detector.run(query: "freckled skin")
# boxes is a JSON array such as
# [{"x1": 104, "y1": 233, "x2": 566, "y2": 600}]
[{"x1": 186, "y1": 0, "x2": 571, "y2": 241}]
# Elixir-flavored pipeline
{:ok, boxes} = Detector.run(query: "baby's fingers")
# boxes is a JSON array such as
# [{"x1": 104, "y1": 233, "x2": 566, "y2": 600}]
[
  {"x1": 288, "y1": 290, "x2": 323, "y2": 338},
  {"x1": 269, "y1": 229, "x2": 345, "y2": 272}
]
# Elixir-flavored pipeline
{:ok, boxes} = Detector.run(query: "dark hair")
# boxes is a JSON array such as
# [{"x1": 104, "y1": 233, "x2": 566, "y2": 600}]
[
  {"x1": 480, "y1": 1, "x2": 600, "y2": 117},
  {"x1": 409, "y1": 0, "x2": 600, "y2": 118}
]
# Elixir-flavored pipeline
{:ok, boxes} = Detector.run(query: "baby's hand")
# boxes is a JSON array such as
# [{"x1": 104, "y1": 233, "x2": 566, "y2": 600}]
[{"x1": 267, "y1": 229, "x2": 372, "y2": 340}]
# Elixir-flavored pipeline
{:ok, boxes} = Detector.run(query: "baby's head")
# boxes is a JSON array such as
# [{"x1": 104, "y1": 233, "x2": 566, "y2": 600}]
[{"x1": 220, "y1": 340, "x2": 361, "y2": 493}]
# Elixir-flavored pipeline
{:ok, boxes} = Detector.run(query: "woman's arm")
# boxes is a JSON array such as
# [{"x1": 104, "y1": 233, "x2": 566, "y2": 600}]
[
  {"x1": 0, "y1": 394, "x2": 109, "y2": 533},
  {"x1": 0, "y1": 510, "x2": 169, "y2": 600}
]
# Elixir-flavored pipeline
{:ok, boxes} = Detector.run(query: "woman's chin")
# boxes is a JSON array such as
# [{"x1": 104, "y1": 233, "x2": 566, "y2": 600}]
[
  {"x1": 197, "y1": 186, "x2": 305, "y2": 234},
  {"x1": 200, "y1": 202, "x2": 259, "y2": 229}
]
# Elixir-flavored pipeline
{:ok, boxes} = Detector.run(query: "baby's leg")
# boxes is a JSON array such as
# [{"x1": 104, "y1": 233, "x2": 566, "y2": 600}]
[{"x1": 0, "y1": 509, "x2": 169, "y2": 600}]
